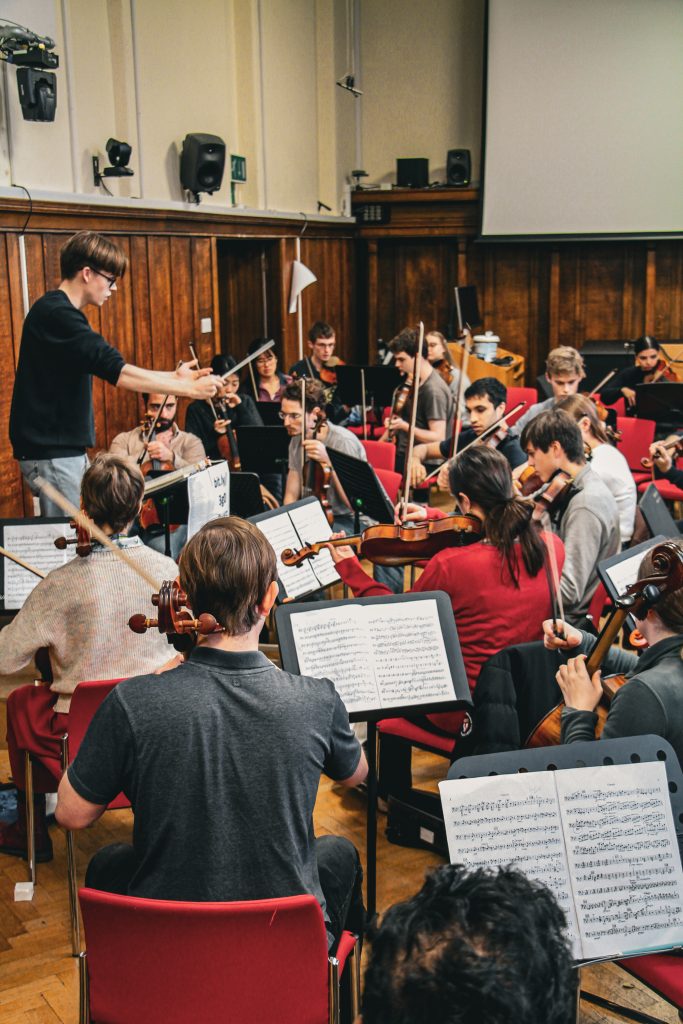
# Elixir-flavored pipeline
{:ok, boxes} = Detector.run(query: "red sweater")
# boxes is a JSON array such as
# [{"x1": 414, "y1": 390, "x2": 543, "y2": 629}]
[{"x1": 336, "y1": 529, "x2": 565, "y2": 733}]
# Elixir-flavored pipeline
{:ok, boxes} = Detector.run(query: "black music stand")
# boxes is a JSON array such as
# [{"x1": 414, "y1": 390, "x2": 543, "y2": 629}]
[
  {"x1": 635, "y1": 383, "x2": 683, "y2": 424},
  {"x1": 229, "y1": 472, "x2": 265, "y2": 519},
  {"x1": 327, "y1": 449, "x2": 394, "y2": 530},
  {"x1": 144, "y1": 471, "x2": 191, "y2": 558},
  {"x1": 255, "y1": 401, "x2": 283, "y2": 426},
  {"x1": 334, "y1": 365, "x2": 403, "y2": 411},
  {"x1": 235, "y1": 426, "x2": 291, "y2": 475}
]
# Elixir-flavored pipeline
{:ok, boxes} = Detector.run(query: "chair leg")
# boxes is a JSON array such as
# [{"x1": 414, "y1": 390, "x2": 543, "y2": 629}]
[
  {"x1": 345, "y1": 942, "x2": 361, "y2": 1022},
  {"x1": 24, "y1": 751, "x2": 36, "y2": 885},
  {"x1": 61, "y1": 735, "x2": 82, "y2": 956},
  {"x1": 328, "y1": 956, "x2": 340, "y2": 1024},
  {"x1": 78, "y1": 951, "x2": 89, "y2": 1024}
]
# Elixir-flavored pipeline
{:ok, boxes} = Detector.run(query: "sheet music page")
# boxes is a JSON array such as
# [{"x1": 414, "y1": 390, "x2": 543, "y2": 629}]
[
  {"x1": 604, "y1": 546, "x2": 656, "y2": 599},
  {"x1": 439, "y1": 773, "x2": 582, "y2": 958},
  {"x1": 555, "y1": 762, "x2": 683, "y2": 961},
  {"x1": 367, "y1": 599, "x2": 456, "y2": 708},
  {"x1": 3, "y1": 523, "x2": 75, "y2": 608},
  {"x1": 187, "y1": 463, "x2": 229, "y2": 539},
  {"x1": 288, "y1": 501, "x2": 340, "y2": 588},
  {"x1": 289, "y1": 605, "x2": 380, "y2": 713},
  {"x1": 255, "y1": 513, "x2": 320, "y2": 599}
]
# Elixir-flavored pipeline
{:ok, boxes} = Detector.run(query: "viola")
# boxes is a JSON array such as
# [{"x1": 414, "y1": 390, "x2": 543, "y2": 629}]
[
  {"x1": 526, "y1": 539, "x2": 683, "y2": 747},
  {"x1": 281, "y1": 512, "x2": 482, "y2": 568},
  {"x1": 129, "y1": 578, "x2": 223, "y2": 654}
]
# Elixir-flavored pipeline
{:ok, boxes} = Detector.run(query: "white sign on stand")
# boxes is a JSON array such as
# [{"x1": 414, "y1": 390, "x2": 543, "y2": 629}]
[{"x1": 187, "y1": 462, "x2": 230, "y2": 539}]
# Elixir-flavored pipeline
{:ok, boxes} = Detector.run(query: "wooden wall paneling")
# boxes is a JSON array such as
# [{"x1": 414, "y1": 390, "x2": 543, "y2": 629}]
[
  {"x1": 169, "y1": 236, "x2": 195, "y2": 427},
  {"x1": 99, "y1": 236, "x2": 138, "y2": 448},
  {"x1": 366, "y1": 241, "x2": 379, "y2": 359},
  {"x1": 558, "y1": 244, "x2": 646, "y2": 348},
  {"x1": 278, "y1": 237, "x2": 298, "y2": 371},
  {"x1": 146, "y1": 237, "x2": 175, "y2": 372},
  {"x1": 217, "y1": 240, "x2": 274, "y2": 361},
  {"x1": 42, "y1": 234, "x2": 63, "y2": 292},
  {"x1": 0, "y1": 236, "x2": 25, "y2": 518},
  {"x1": 548, "y1": 249, "x2": 560, "y2": 349},
  {"x1": 644, "y1": 246, "x2": 656, "y2": 336},
  {"x1": 23, "y1": 235, "x2": 46, "y2": 310},
  {"x1": 190, "y1": 237, "x2": 218, "y2": 368},
  {"x1": 653, "y1": 242, "x2": 683, "y2": 340},
  {"x1": 299, "y1": 237, "x2": 357, "y2": 363}
]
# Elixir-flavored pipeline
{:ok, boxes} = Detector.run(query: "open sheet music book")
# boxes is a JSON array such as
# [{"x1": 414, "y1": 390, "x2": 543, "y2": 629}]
[
  {"x1": 250, "y1": 497, "x2": 340, "y2": 601},
  {"x1": 276, "y1": 592, "x2": 470, "y2": 721},
  {"x1": 439, "y1": 761, "x2": 683, "y2": 963},
  {"x1": 0, "y1": 519, "x2": 76, "y2": 611}
]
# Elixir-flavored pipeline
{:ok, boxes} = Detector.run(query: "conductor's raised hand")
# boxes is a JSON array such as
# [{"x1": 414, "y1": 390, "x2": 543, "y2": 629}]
[
  {"x1": 175, "y1": 359, "x2": 221, "y2": 399},
  {"x1": 556, "y1": 655, "x2": 602, "y2": 713}
]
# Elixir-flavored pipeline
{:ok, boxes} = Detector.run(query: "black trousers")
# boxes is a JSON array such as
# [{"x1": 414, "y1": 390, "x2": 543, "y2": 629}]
[{"x1": 85, "y1": 833, "x2": 364, "y2": 953}]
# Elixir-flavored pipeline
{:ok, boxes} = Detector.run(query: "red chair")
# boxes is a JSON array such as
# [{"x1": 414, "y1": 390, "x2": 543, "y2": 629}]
[
  {"x1": 637, "y1": 462, "x2": 683, "y2": 501},
  {"x1": 505, "y1": 387, "x2": 538, "y2": 426},
  {"x1": 616, "y1": 416, "x2": 656, "y2": 482},
  {"x1": 586, "y1": 581, "x2": 609, "y2": 629},
  {"x1": 361, "y1": 439, "x2": 396, "y2": 472},
  {"x1": 78, "y1": 888, "x2": 361, "y2": 1024},
  {"x1": 375, "y1": 467, "x2": 403, "y2": 506},
  {"x1": 603, "y1": 396, "x2": 626, "y2": 418}
]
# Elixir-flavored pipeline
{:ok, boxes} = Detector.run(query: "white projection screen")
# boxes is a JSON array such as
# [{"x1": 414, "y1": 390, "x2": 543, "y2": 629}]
[{"x1": 481, "y1": 0, "x2": 683, "y2": 239}]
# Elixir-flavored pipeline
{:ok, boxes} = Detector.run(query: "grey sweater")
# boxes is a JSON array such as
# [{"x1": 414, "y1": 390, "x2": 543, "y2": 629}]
[{"x1": 561, "y1": 632, "x2": 683, "y2": 767}]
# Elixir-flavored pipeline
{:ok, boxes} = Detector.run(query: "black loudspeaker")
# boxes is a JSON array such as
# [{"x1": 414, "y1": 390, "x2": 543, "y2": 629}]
[
  {"x1": 16, "y1": 68, "x2": 57, "y2": 122},
  {"x1": 396, "y1": 158, "x2": 429, "y2": 188},
  {"x1": 446, "y1": 148, "x2": 471, "y2": 187},
  {"x1": 180, "y1": 134, "x2": 226, "y2": 196}
]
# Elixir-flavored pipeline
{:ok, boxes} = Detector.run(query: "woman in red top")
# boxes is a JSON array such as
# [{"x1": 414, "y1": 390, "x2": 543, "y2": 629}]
[{"x1": 329, "y1": 445, "x2": 564, "y2": 795}]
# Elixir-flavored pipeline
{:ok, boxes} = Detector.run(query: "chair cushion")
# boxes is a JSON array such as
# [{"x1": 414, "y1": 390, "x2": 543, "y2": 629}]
[
  {"x1": 377, "y1": 717, "x2": 456, "y2": 755},
  {"x1": 618, "y1": 953, "x2": 683, "y2": 1008},
  {"x1": 637, "y1": 479, "x2": 683, "y2": 499}
]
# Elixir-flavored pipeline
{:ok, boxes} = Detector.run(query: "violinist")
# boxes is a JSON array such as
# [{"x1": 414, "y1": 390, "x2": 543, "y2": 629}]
[
  {"x1": 646, "y1": 430, "x2": 683, "y2": 495},
  {"x1": 244, "y1": 337, "x2": 291, "y2": 401},
  {"x1": 0, "y1": 454, "x2": 177, "y2": 864},
  {"x1": 544, "y1": 540, "x2": 683, "y2": 765},
  {"x1": 327, "y1": 446, "x2": 563, "y2": 797},
  {"x1": 555, "y1": 394, "x2": 636, "y2": 545},
  {"x1": 289, "y1": 321, "x2": 337, "y2": 381},
  {"x1": 425, "y1": 330, "x2": 470, "y2": 399},
  {"x1": 515, "y1": 346, "x2": 585, "y2": 433},
  {"x1": 185, "y1": 355, "x2": 263, "y2": 462},
  {"x1": 521, "y1": 410, "x2": 620, "y2": 626},
  {"x1": 599, "y1": 336, "x2": 674, "y2": 411},
  {"x1": 409, "y1": 378, "x2": 526, "y2": 486},
  {"x1": 384, "y1": 327, "x2": 454, "y2": 474},
  {"x1": 10, "y1": 231, "x2": 220, "y2": 516}
]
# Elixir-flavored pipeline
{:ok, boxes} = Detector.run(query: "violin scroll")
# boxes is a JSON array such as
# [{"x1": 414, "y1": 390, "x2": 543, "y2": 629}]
[
  {"x1": 54, "y1": 520, "x2": 92, "y2": 557},
  {"x1": 129, "y1": 579, "x2": 224, "y2": 652}
]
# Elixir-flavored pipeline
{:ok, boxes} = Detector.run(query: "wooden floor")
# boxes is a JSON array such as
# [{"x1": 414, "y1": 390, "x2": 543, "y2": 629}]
[{"x1": 0, "y1": 746, "x2": 679, "y2": 1023}]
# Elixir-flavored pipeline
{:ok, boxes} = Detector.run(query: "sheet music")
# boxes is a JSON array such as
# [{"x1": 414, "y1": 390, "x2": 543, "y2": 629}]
[
  {"x1": 603, "y1": 544, "x2": 657, "y2": 599},
  {"x1": 187, "y1": 463, "x2": 229, "y2": 539},
  {"x1": 290, "y1": 605, "x2": 380, "y2": 712},
  {"x1": 255, "y1": 513, "x2": 320, "y2": 599},
  {"x1": 439, "y1": 773, "x2": 582, "y2": 958},
  {"x1": 556, "y1": 762, "x2": 683, "y2": 961},
  {"x1": 288, "y1": 502, "x2": 340, "y2": 587},
  {"x1": 2, "y1": 523, "x2": 75, "y2": 608},
  {"x1": 367, "y1": 600, "x2": 455, "y2": 706}
]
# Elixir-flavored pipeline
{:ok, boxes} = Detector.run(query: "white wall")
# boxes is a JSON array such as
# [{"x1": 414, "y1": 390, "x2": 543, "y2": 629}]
[{"x1": 0, "y1": 0, "x2": 484, "y2": 213}]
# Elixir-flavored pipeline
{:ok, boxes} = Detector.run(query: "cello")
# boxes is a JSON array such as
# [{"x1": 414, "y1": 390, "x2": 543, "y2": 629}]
[{"x1": 525, "y1": 540, "x2": 683, "y2": 747}]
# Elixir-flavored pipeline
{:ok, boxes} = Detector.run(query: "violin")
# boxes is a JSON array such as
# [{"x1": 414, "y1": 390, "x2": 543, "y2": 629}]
[
  {"x1": 384, "y1": 379, "x2": 412, "y2": 444},
  {"x1": 526, "y1": 539, "x2": 683, "y2": 747},
  {"x1": 640, "y1": 435, "x2": 683, "y2": 471},
  {"x1": 281, "y1": 512, "x2": 482, "y2": 568},
  {"x1": 129, "y1": 578, "x2": 223, "y2": 654},
  {"x1": 54, "y1": 519, "x2": 93, "y2": 557},
  {"x1": 529, "y1": 470, "x2": 574, "y2": 523},
  {"x1": 303, "y1": 410, "x2": 334, "y2": 525},
  {"x1": 434, "y1": 359, "x2": 454, "y2": 387},
  {"x1": 644, "y1": 356, "x2": 679, "y2": 384},
  {"x1": 319, "y1": 355, "x2": 345, "y2": 387},
  {"x1": 189, "y1": 343, "x2": 242, "y2": 472}
]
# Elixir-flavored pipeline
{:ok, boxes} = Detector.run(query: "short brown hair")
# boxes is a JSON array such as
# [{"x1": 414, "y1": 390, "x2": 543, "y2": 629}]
[
  {"x1": 282, "y1": 378, "x2": 326, "y2": 413},
  {"x1": 80, "y1": 453, "x2": 144, "y2": 532},
  {"x1": 389, "y1": 327, "x2": 428, "y2": 359},
  {"x1": 179, "y1": 517, "x2": 277, "y2": 636},
  {"x1": 60, "y1": 231, "x2": 128, "y2": 280},
  {"x1": 545, "y1": 346, "x2": 584, "y2": 379},
  {"x1": 308, "y1": 321, "x2": 334, "y2": 342}
]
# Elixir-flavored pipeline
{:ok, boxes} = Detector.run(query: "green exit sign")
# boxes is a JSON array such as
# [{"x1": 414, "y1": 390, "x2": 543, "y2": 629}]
[{"x1": 230, "y1": 155, "x2": 247, "y2": 183}]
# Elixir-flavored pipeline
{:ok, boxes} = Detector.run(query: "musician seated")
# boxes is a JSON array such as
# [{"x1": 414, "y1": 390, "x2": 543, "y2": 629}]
[
  {"x1": 556, "y1": 394, "x2": 636, "y2": 545},
  {"x1": 409, "y1": 377, "x2": 526, "y2": 487},
  {"x1": 521, "y1": 410, "x2": 620, "y2": 627},
  {"x1": 384, "y1": 327, "x2": 454, "y2": 475},
  {"x1": 110, "y1": 393, "x2": 206, "y2": 558},
  {"x1": 425, "y1": 329, "x2": 470, "y2": 400},
  {"x1": 185, "y1": 355, "x2": 263, "y2": 462},
  {"x1": 0, "y1": 454, "x2": 178, "y2": 863},
  {"x1": 288, "y1": 320, "x2": 336, "y2": 380},
  {"x1": 647, "y1": 431, "x2": 683, "y2": 496},
  {"x1": 361, "y1": 864, "x2": 575, "y2": 1024},
  {"x1": 244, "y1": 337, "x2": 291, "y2": 401},
  {"x1": 55, "y1": 517, "x2": 367, "y2": 952},
  {"x1": 599, "y1": 335, "x2": 666, "y2": 410},
  {"x1": 515, "y1": 346, "x2": 585, "y2": 433},
  {"x1": 328, "y1": 446, "x2": 564, "y2": 795},
  {"x1": 544, "y1": 539, "x2": 683, "y2": 766}
]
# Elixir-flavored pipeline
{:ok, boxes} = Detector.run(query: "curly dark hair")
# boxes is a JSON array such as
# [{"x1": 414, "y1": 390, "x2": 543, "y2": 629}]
[{"x1": 361, "y1": 864, "x2": 576, "y2": 1024}]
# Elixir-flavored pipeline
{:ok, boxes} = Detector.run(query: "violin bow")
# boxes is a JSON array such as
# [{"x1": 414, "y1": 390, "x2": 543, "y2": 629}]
[
  {"x1": 421, "y1": 401, "x2": 526, "y2": 485},
  {"x1": 450, "y1": 325, "x2": 472, "y2": 459},
  {"x1": 34, "y1": 478, "x2": 163, "y2": 591},
  {"x1": 0, "y1": 545, "x2": 46, "y2": 579},
  {"x1": 300, "y1": 377, "x2": 307, "y2": 485},
  {"x1": 588, "y1": 367, "x2": 618, "y2": 398},
  {"x1": 189, "y1": 342, "x2": 219, "y2": 422},
  {"x1": 137, "y1": 383, "x2": 175, "y2": 466},
  {"x1": 542, "y1": 523, "x2": 566, "y2": 638},
  {"x1": 219, "y1": 339, "x2": 275, "y2": 381},
  {"x1": 399, "y1": 322, "x2": 425, "y2": 518}
]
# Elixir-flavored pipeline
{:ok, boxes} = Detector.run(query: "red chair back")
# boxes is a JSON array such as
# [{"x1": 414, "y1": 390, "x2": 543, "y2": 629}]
[
  {"x1": 361, "y1": 439, "x2": 396, "y2": 472},
  {"x1": 80, "y1": 888, "x2": 331, "y2": 1024},
  {"x1": 603, "y1": 396, "x2": 626, "y2": 417},
  {"x1": 376, "y1": 467, "x2": 403, "y2": 505},
  {"x1": 586, "y1": 581, "x2": 609, "y2": 628},
  {"x1": 506, "y1": 387, "x2": 538, "y2": 426},
  {"x1": 616, "y1": 416, "x2": 656, "y2": 473},
  {"x1": 67, "y1": 680, "x2": 127, "y2": 809}
]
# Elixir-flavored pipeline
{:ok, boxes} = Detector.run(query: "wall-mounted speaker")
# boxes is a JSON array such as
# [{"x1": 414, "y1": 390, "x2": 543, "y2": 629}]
[
  {"x1": 446, "y1": 149, "x2": 471, "y2": 187},
  {"x1": 180, "y1": 134, "x2": 226, "y2": 197}
]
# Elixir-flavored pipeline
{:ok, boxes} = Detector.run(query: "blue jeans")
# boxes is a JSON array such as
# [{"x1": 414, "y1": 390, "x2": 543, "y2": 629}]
[{"x1": 19, "y1": 455, "x2": 89, "y2": 517}]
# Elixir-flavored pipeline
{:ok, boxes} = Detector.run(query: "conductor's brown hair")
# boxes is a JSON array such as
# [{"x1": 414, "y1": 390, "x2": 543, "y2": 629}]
[{"x1": 60, "y1": 231, "x2": 128, "y2": 280}]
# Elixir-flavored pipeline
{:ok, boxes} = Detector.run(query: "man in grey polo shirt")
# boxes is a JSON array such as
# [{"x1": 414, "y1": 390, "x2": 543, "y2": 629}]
[{"x1": 56, "y1": 517, "x2": 367, "y2": 949}]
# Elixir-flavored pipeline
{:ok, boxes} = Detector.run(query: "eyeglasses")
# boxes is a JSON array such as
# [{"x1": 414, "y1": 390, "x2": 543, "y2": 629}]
[
  {"x1": 255, "y1": 353, "x2": 276, "y2": 364},
  {"x1": 92, "y1": 268, "x2": 117, "y2": 287},
  {"x1": 278, "y1": 411, "x2": 302, "y2": 421}
]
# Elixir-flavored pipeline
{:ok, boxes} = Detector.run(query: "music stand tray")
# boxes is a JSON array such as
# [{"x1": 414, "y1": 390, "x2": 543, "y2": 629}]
[
  {"x1": 635, "y1": 382, "x2": 683, "y2": 423},
  {"x1": 236, "y1": 426, "x2": 291, "y2": 475},
  {"x1": 327, "y1": 448, "x2": 395, "y2": 524}
]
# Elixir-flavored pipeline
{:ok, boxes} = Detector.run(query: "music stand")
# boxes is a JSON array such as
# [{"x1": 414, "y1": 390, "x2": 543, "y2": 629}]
[
  {"x1": 635, "y1": 383, "x2": 683, "y2": 424},
  {"x1": 144, "y1": 471, "x2": 191, "y2": 558},
  {"x1": 334, "y1": 365, "x2": 403, "y2": 411},
  {"x1": 326, "y1": 449, "x2": 395, "y2": 529},
  {"x1": 255, "y1": 401, "x2": 282, "y2": 426},
  {"x1": 236, "y1": 426, "x2": 291, "y2": 475},
  {"x1": 229, "y1": 472, "x2": 265, "y2": 519},
  {"x1": 639, "y1": 484, "x2": 680, "y2": 539}
]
